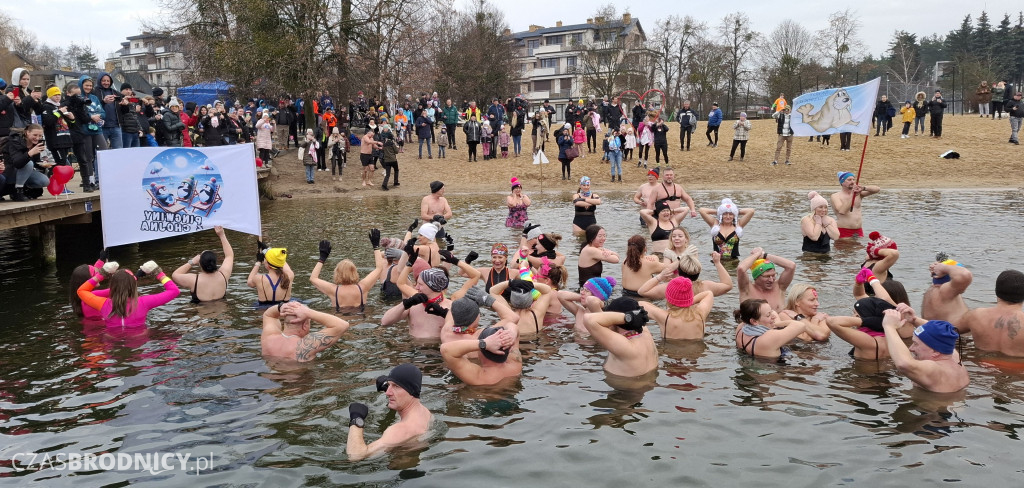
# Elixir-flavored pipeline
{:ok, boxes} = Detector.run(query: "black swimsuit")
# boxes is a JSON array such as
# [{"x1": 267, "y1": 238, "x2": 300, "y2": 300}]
[
  {"x1": 190, "y1": 272, "x2": 228, "y2": 303},
  {"x1": 578, "y1": 261, "x2": 602, "y2": 288},
  {"x1": 573, "y1": 200, "x2": 597, "y2": 230},
  {"x1": 335, "y1": 284, "x2": 365, "y2": 313},
  {"x1": 651, "y1": 224, "x2": 672, "y2": 242},
  {"x1": 656, "y1": 182, "x2": 679, "y2": 207},
  {"x1": 802, "y1": 231, "x2": 831, "y2": 254},
  {"x1": 485, "y1": 267, "x2": 509, "y2": 292},
  {"x1": 380, "y1": 265, "x2": 403, "y2": 300}
]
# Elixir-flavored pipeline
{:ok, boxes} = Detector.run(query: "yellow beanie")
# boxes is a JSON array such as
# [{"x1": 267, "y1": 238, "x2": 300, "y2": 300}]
[
  {"x1": 265, "y1": 248, "x2": 287, "y2": 268},
  {"x1": 47, "y1": 86, "x2": 62, "y2": 98}
]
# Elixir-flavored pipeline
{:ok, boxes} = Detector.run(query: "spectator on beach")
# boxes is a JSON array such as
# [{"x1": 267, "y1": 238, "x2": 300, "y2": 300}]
[
  {"x1": 873, "y1": 95, "x2": 894, "y2": 136},
  {"x1": 991, "y1": 81, "x2": 1006, "y2": 119},
  {"x1": 706, "y1": 102, "x2": 722, "y2": 147},
  {"x1": 912, "y1": 91, "x2": 928, "y2": 135},
  {"x1": 976, "y1": 81, "x2": 992, "y2": 118},
  {"x1": 728, "y1": 112, "x2": 751, "y2": 161},
  {"x1": 1006, "y1": 91, "x2": 1023, "y2": 145},
  {"x1": 676, "y1": 100, "x2": 697, "y2": 151},
  {"x1": 927, "y1": 90, "x2": 947, "y2": 138},
  {"x1": 771, "y1": 106, "x2": 794, "y2": 166}
]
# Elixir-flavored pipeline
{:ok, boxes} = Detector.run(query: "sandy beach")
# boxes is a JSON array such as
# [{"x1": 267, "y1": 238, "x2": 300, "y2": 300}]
[{"x1": 262, "y1": 116, "x2": 1022, "y2": 199}]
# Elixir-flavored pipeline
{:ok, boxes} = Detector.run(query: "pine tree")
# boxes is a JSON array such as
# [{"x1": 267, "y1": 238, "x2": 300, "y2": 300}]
[{"x1": 972, "y1": 11, "x2": 993, "y2": 65}]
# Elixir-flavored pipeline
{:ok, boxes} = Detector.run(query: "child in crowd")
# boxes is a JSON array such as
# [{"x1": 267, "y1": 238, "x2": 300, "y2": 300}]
[
  {"x1": 145, "y1": 127, "x2": 159, "y2": 147},
  {"x1": 499, "y1": 125, "x2": 511, "y2": 158},
  {"x1": 623, "y1": 125, "x2": 636, "y2": 161},
  {"x1": 573, "y1": 122, "x2": 586, "y2": 159},
  {"x1": 481, "y1": 123, "x2": 493, "y2": 160},
  {"x1": 438, "y1": 125, "x2": 448, "y2": 159},
  {"x1": 899, "y1": 101, "x2": 916, "y2": 139}
]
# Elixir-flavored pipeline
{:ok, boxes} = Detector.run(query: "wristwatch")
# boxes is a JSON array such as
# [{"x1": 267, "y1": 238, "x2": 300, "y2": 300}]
[
  {"x1": 351, "y1": 417, "x2": 364, "y2": 428},
  {"x1": 479, "y1": 339, "x2": 487, "y2": 350}
]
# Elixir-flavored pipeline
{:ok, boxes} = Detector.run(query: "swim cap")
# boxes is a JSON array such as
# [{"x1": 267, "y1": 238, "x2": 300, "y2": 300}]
[
  {"x1": 451, "y1": 297, "x2": 480, "y2": 328},
  {"x1": 995, "y1": 270, "x2": 1024, "y2": 304},
  {"x1": 478, "y1": 327, "x2": 510, "y2": 363},
  {"x1": 665, "y1": 277, "x2": 694, "y2": 308},
  {"x1": 491, "y1": 243, "x2": 508, "y2": 256},
  {"x1": 931, "y1": 257, "x2": 963, "y2": 285},
  {"x1": 914, "y1": 320, "x2": 958, "y2": 354},
  {"x1": 808, "y1": 191, "x2": 828, "y2": 210},
  {"x1": 420, "y1": 267, "x2": 449, "y2": 292},
  {"x1": 838, "y1": 171, "x2": 855, "y2": 184},
  {"x1": 199, "y1": 250, "x2": 218, "y2": 273},
  {"x1": 46, "y1": 86, "x2": 61, "y2": 98},
  {"x1": 418, "y1": 222, "x2": 439, "y2": 240},
  {"x1": 751, "y1": 259, "x2": 776, "y2": 280},
  {"x1": 383, "y1": 363, "x2": 422, "y2": 398},
  {"x1": 583, "y1": 276, "x2": 616, "y2": 302},
  {"x1": 429, "y1": 180, "x2": 444, "y2": 193},
  {"x1": 579, "y1": 176, "x2": 591, "y2": 186},
  {"x1": 853, "y1": 296, "x2": 896, "y2": 332},
  {"x1": 265, "y1": 248, "x2": 287, "y2": 268}
]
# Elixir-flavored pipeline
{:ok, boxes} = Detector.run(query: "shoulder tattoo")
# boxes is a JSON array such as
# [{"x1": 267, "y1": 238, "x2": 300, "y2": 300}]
[{"x1": 295, "y1": 332, "x2": 340, "y2": 361}]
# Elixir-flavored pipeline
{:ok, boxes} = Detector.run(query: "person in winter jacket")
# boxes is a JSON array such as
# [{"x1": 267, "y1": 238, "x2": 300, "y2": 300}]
[
  {"x1": 118, "y1": 83, "x2": 142, "y2": 147},
  {"x1": 40, "y1": 87, "x2": 74, "y2": 167},
  {"x1": 161, "y1": 100, "x2": 186, "y2": 147},
  {"x1": 706, "y1": 102, "x2": 723, "y2": 147},
  {"x1": 95, "y1": 73, "x2": 123, "y2": 149},
  {"x1": 927, "y1": 90, "x2": 947, "y2": 138},
  {"x1": 463, "y1": 115, "x2": 482, "y2": 162},
  {"x1": 676, "y1": 101, "x2": 698, "y2": 151},
  {"x1": 729, "y1": 112, "x2": 752, "y2": 161},
  {"x1": 69, "y1": 76, "x2": 106, "y2": 191},
  {"x1": 873, "y1": 95, "x2": 894, "y2": 136},
  {"x1": 898, "y1": 101, "x2": 915, "y2": 138},
  {"x1": 2, "y1": 124, "x2": 51, "y2": 201}
]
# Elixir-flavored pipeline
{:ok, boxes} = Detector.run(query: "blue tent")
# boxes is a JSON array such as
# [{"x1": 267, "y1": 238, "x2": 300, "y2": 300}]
[{"x1": 176, "y1": 81, "x2": 233, "y2": 107}]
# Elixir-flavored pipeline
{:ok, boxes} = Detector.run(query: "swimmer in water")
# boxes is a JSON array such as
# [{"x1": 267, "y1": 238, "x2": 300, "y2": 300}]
[
  {"x1": 583, "y1": 297, "x2": 659, "y2": 377},
  {"x1": 441, "y1": 324, "x2": 522, "y2": 386},
  {"x1": 77, "y1": 260, "x2": 180, "y2": 328},
  {"x1": 830, "y1": 171, "x2": 880, "y2": 238},
  {"x1": 346, "y1": 364, "x2": 433, "y2": 460},
  {"x1": 69, "y1": 248, "x2": 111, "y2": 319},
  {"x1": 920, "y1": 254, "x2": 972, "y2": 323},
  {"x1": 644, "y1": 248, "x2": 733, "y2": 298},
  {"x1": 558, "y1": 276, "x2": 616, "y2": 335},
  {"x1": 620, "y1": 235, "x2": 673, "y2": 299},
  {"x1": 800, "y1": 192, "x2": 839, "y2": 254},
  {"x1": 779, "y1": 284, "x2": 831, "y2": 342},
  {"x1": 578, "y1": 224, "x2": 619, "y2": 289},
  {"x1": 737, "y1": 247, "x2": 796, "y2": 312},
  {"x1": 640, "y1": 200, "x2": 687, "y2": 253},
  {"x1": 827, "y1": 269, "x2": 917, "y2": 360},
  {"x1": 734, "y1": 299, "x2": 807, "y2": 359},
  {"x1": 882, "y1": 312, "x2": 969, "y2": 393},
  {"x1": 261, "y1": 301, "x2": 351, "y2": 362},
  {"x1": 698, "y1": 198, "x2": 754, "y2": 259},
  {"x1": 640, "y1": 277, "x2": 714, "y2": 340},
  {"x1": 309, "y1": 233, "x2": 387, "y2": 313},
  {"x1": 247, "y1": 242, "x2": 293, "y2": 306},
  {"x1": 955, "y1": 270, "x2": 1024, "y2": 356},
  {"x1": 171, "y1": 225, "x2": 234, "y2": 303},
  {"x1": 571, "y1": 176, "x2": 602, "y2": 235}
]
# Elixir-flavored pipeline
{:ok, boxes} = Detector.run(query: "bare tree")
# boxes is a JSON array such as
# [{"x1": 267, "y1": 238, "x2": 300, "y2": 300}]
[
  {"x1": 758, "y1": 19, "x2": 816, "y2": 99},
  {"x1": 718, "y1": 12, "x2": 757, "y2": 117},
  {"x1": 816, "y1": 9, "x2": 865, "y2": 87},
  {"x1": 651, "y1": 15, "x2": 702, "y2": 110},
  {"x1": 430, "y1": 0, "x2": 517, "y2": 102},
  {"x1": 686, "y1": 32, "x2": 729, "y2": 113},
  {"x1": 887, "y1": 30, "x2": 921, "y2": 100}
]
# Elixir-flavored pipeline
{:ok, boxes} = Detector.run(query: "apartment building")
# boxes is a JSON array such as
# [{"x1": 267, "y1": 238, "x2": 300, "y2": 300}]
[
  {"x1": 508, "y1": 13, "x2": 646, "y2": 120},
  {"x1": 105, "y1": 32, "x2": 186, "y2": 94}
]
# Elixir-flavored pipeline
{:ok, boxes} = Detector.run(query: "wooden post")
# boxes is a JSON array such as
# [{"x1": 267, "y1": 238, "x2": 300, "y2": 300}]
[{"x1": 41, "y1": 224, "x2": 56, "y2": 264}]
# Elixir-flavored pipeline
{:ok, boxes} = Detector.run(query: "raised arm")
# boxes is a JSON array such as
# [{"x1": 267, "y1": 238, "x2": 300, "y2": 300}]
[
  {"x1": 767, "y1": 252, "x2": 797, "y2": 290},
  {"x1": 737, "y1": 208, "x2": 755, "y2": 228},
  {"x1": 933, "y1": 262, "x2": 973, "y2": 298},
  {"x1": 215, "y1": 226, "x2": 234, "y2": 277},
  {"x1": 871, "y1": 248, "x2": 900, "y2": 279},
  {"x1": 736, "y1": 247, "x2": 761, "y2": 292},
  {"x1": 639, "y1": 208, "x2": 657, "y2": 226},
  {"x1": 357, "y1": 250, "x2": 388, "y2": 292},
  {"x1": 583, "y1": 311, "x2": 640, "y2": 358},
  {"x1": 698, "y1": 207, "x2": 717, "y2": 227},
  {"x1": 703, "y1": 252, "x2": 733, "y2": 296},
  {"x1": 292, "y1": 303, "x2": 350, "y2": 361},
  {"x1": 172, "y1": 254, "x2": 200, "y2": 290}
]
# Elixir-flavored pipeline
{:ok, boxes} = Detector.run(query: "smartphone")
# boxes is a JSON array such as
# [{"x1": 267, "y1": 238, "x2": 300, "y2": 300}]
[
  {"x1": 12, "y1": 87, "x2": 20, "y2": 97},
  {"x1": 34, "y1": 86, "x2": 41, "y2": 92}
]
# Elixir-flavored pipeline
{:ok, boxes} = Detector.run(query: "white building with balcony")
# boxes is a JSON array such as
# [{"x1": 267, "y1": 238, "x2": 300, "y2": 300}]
[
  {"x1": 508, "y1": 13, "x2": 646, "y2": 120},
  {"x1": 105, "y1": 32, "x2": 187, "y2": 94}
]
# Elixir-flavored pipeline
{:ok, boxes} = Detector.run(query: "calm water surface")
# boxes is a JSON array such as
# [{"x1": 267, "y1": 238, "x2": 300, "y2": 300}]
[{"x1": 2, "y1": 189, "x2": 1024, "y2": 486}]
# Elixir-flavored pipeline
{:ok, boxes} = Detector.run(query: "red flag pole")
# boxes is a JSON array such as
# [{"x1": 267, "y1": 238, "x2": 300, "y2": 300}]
[{"x1": 850, "y1": 134, "x2": 869, "y2": 212}]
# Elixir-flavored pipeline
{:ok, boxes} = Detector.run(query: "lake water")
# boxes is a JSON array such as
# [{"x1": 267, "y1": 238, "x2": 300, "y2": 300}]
[{"x1": 2, "y1": 189, "x2": 1024, "y2": 486}]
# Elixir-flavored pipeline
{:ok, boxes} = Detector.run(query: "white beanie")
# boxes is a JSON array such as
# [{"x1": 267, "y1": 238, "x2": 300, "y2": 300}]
[{"x1": 418, "y1": 223, "x2": 439, "y2": 240}]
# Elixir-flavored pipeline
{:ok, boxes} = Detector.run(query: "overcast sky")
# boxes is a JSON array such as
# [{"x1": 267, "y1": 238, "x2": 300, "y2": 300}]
[{"x1": 11, "y1": 0, "x2": 999, "y2": 63}]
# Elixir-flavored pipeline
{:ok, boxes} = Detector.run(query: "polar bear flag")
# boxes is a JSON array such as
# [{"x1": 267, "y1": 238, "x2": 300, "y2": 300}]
[
  {"x1": 97, "y1": 144, "x2": 262, "y2": 247},
  {"x1": 790, "y1": 77, "x2": 881, "y2": 136}
]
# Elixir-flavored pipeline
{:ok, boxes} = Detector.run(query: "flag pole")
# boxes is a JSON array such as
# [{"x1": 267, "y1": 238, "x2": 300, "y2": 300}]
[{"x1": 850, "y1": 134, "x2": 869, "y2": 212}]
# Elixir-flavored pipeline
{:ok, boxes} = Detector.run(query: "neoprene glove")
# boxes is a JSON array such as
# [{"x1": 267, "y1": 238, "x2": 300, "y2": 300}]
[
  {"x1": 403, "y1": 293, "x2": 429, "y2": 309},
  {"x1": 257, "y1": 240, "x2": 269, "y2": 263},
  {"x1": 435, "y1": 227, "x2": 447, "y2": 242},
  {"x1": 407, "y1": 218, "x2": 420, "y2": 233},
  {"x1": 349, "y1": 402, "x2": 369, "y2": 423},
  {"x1": 432, "y1": 214, "x2": 447, "y2": 226},
  {"x1": 439, "y1": 249, "x2": 459, "y2": 265},
  {"x1": 368, "y1": 228, "x2": 381, "y2": 248},
  {"x1": 444, "y1": 234, "x2": 455, "y2": 251},
  {"x1": 318, "y1": 240, "x2": 332, "y2": 263},
  {"x1": 375, "y1": 375, "x2": 389, "y2": 392},
  {"x1": 465, "y1": 287, "x2": 495, "y2": 307},
  {"x1": 98, "y1": 248, "x2": 110, "y2": 262},
  {"x1": 424, "y1": 302, "x2": 449, "y2": 318},
  {"x1": 464, "y1": 251, "x2": 479, "y2": 265}
]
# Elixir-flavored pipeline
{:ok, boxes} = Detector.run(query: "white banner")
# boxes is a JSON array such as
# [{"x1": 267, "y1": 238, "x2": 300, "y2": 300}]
[
  {"x1": 790, "y1": 77, "x2": 881, "y2": 136},
  {"x1": 98, "y1": 144, "x2": 262, "y2": 247}
]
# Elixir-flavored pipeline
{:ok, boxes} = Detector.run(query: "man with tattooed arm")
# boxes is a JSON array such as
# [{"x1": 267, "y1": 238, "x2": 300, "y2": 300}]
[
  {"x1": 955, "y1": 270, "x2": 1024, "y2": 357},
  {"x1": 262, "y1": 301, "x2": 351, "y2": 362}
]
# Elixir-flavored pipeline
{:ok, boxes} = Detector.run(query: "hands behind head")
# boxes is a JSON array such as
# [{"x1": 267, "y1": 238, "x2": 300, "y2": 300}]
[
  {"x1": 881, "y1": 308, "x2": 904, "y2": 329},
  {"x1": 483, "y1": 328, "x2": 514, "y2": 354},
  {"x1": 749, "y1": 247, "x2": 764, "y2": 257}
]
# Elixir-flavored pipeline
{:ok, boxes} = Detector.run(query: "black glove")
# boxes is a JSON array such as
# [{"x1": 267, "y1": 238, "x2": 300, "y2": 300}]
[
  {"x1": 368, "y1": 228, "x2": 381, "y2": 248},
  {"x1": 403, "y1": 238, "x2": 418, "y2": 264},
  {"x1": 98, "y1": 248, "x2": 110, "y2": 262},
  {"x1": 256, "y1": 240, "x2": 269, "y2": 263},
  {"x1": 375, "y1": 375, "x2": 389, "y2": 392},
  {"x1": 349, "y1": 402, "x2": 368, "y2": 423},
  {"x1": 465, "y1": 287, "x2": 495, "y2": 307},
  {"x1": 435, "y1": 227, "x2": 447, "y2": 242},
  {"x1": 432, "y1": 214, "x2": 447, "y2": 226},
  {"x1": 444, "y1": 234, "x2": 455, "y2": 252},
  {"x1": 424, "y1": 302, "x2": 449, "y2": 318},
  {"x1": 439, "y1": 249, "x2": 459, "y2": 265},
  {"x1": 318, "y1": 240, "x2": 332, "y2": 263},
  {"x1": 464, "y1": 251, "x2": 479, "y2": 265},
  {"x1": 522, "y1": 223, "x2": 540, "y2": 238},
  {"x1": 622, "y1": 308, "x2": 650, "y2": 331},
  {"x1": 402, "y1": 293, "x2": 429, "y2": 309},
  {"x1": 407, "y1": 218, "x2": 420, "y2": 233}
]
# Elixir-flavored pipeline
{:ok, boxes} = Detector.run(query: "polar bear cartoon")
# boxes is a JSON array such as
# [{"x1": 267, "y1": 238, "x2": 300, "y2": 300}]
[{"x1": 796, "y1": 88, "x2": 860, "y2": 132}]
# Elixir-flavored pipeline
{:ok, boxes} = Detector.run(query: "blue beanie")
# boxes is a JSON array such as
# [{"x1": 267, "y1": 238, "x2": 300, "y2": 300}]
[
  {"x1": 914, "y1": 320, "x2": 958, "y2": 354},
  {"x1": 838, "y1": 171, "x2": 855, "y2": 184},
  {"x1": 583, "y1": 276, "x2": 617, "y2": 302}
]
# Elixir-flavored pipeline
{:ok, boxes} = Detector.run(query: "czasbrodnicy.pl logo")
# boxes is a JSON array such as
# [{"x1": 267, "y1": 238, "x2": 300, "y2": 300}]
[{"x1": 11, "y1": 452, "x2": 215, "y2": 475}]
